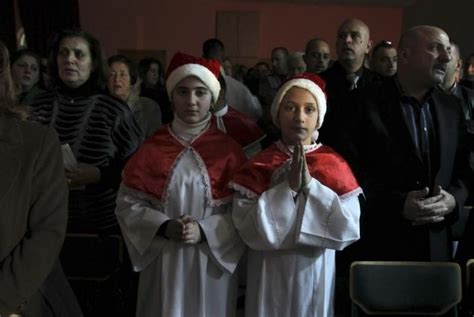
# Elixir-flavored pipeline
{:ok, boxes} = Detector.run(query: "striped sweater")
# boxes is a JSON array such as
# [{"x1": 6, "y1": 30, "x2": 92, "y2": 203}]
[{"x1": 31, "y1": 89, "x2": 143, "y2": 233}]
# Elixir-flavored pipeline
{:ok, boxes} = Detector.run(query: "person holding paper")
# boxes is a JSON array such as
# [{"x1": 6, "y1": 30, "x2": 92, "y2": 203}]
[{"x1": 29, "y1": 29, "x2": 143, "y2": 316}]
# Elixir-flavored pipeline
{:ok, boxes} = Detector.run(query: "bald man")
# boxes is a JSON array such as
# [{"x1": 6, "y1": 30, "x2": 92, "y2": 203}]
[
  {"x1": 443, "y1": 44, "x2": 474, "y2": 275},
  {"x1": 370, "y1": 40, "x2": 397, "y2": 77},
  {"x1": 287, "y1": 51, "x2": 306, "y2": 77},
  {"x1": 303, "y1": 38, "x2": 331, "y2": 74},
  {"x1": 318, "y1": 18, "x2": 377, "y2": 156},
  {"x1": 351, "y1": 25, "x2": 469, "y2": 263}
]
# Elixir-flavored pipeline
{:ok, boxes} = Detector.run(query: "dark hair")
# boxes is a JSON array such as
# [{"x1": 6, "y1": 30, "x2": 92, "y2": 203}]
[
  {"x1": 0, "y1": 41, "x2": 28, "y2": 119},
  {"x1": 271, "y1": 47, "x2": 289, "y2": 57},
  {"x1": 371, "y1": 40, "x2": 394, "y2": 57},
  {"x1": 202, "y1": 38, "x2": 224, "y2": 59},
  {"x1": 138, "y1": 57, "x2": 163, "y2": 85},
  {"x1": 255, "y1": 61, "x2": 270, "y2": 70},
  {"x1": 107, "y1": 54, "x2": 138, "y2": 85},
  {"x1": 10, "y1": 48, "x2": 42, "y2": 68},
  {"x1": 48, "y1": 29, "x2": 107, "y2": 90}
]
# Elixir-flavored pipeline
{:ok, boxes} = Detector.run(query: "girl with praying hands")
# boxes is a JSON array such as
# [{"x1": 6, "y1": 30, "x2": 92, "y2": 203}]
[{"x1": 230, "y1": 73, "x2": 362, "y2": 317}]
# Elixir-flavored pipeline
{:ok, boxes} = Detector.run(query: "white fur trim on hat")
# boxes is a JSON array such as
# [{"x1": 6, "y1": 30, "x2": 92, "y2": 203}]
[
  {"x1": 166, "y1": 63, "x2": 221, "y2": 102},
  {"x1": 271, "y1": 78, "x2": 327, "y2": 129}
]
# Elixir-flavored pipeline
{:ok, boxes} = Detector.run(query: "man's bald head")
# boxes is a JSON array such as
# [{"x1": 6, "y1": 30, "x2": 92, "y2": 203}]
[
  {"x1": 398, "y1": 25, "x2": 447, "y2": 50},
  {"x1": 338, "y1": 19, "x2": 370, "y2": 39},
  {"x1": 336, "y1": 18, "x2": 372, "y2": 72},
  {"x1": 288, "y1": 51, "x2": 306, "y2": 76},
  {"x1": 304, "y1": 38, "x2": 331, "y2": 74},
  {"x1": 397, "y1": 25, "x2": 451, "y2": 91}
]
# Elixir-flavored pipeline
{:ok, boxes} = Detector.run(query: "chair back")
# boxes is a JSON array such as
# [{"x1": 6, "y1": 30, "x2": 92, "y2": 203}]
[{"x1": 350, "y1": 261, "x2": 462, "y2": 316}]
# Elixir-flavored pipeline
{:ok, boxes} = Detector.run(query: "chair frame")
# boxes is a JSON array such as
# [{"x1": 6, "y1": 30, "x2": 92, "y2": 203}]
[{"x1": 350, "y1": 261, "x2": 462, "y2": 316}]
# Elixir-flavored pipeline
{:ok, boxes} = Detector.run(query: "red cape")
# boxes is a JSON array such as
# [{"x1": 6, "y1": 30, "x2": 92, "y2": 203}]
[
  {"x1": 123, "y1": 123, "x2": 247, "y2": 202},
  {"x1": 212, "y1": 106, "x2": 265, "y2": 148},
  {"x1": 231, "y1": 142, "x2": 360, "y2": 197}
]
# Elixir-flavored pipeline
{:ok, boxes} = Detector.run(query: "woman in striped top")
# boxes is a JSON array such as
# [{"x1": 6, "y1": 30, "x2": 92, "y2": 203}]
[
  {"x1": 31, "y1": 29, "x2": 143, "y2": 233},
  {"x1": 30, "y1": 29, "x2": 143, "y2": 316}
]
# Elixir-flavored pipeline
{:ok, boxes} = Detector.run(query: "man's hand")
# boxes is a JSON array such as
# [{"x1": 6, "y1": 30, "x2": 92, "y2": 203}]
[{"x1": 403, "y1": 186, "x2": 456, "y2": 225}]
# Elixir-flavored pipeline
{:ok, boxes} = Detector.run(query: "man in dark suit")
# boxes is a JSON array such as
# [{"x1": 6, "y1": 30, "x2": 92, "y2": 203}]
[
  {"x1": 351, "y1": 25, "x2": 470, "y2": 262},
  {"x1": 318, "y1": 18, "x2": 377, "y2": 157}
]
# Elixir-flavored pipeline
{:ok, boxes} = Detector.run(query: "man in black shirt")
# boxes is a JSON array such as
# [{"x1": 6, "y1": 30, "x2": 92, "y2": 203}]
[{"x1": 319, "y1": 18, "x2": 376, "y2": 157}]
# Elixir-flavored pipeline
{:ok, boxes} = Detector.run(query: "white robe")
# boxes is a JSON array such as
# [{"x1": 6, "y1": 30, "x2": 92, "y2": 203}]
[
  {"x1": 232, "y1": 166, "x2": 361, "y2": 317},
  {"x1": 116, "y1": 150, "x2": 244, "y2": 317}
]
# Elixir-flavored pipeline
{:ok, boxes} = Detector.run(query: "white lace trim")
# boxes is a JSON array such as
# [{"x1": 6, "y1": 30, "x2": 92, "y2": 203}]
[
  {"x1": 339, "y1": 187, "x2": 364, "y2": 201},
  {"x1": 229, "y1": 182, "x2": 259, "y2": 199},
  {"x1": 161, "y1": 147, "x2": 188, "y2": 206},
  {"x1": 190, "y1": 147, "x2": 233, "y2": 207},
  {"x1": 276, "y1": 140, "x2": 322, "y2": 156}
]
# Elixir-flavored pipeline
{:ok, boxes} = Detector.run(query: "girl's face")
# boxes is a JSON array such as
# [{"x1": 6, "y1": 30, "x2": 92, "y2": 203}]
[
  {"x1": 278, "y1": 87, "x2": 319, "y2": 146},
  {"x1": 172, "y1": 76, "x2": 212, "y2": 124}
]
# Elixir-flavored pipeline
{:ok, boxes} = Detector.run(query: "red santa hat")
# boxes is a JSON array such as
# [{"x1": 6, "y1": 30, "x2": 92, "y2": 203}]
[
  {"x1": 271, "y1": 72, "x2": 327, "y2": 130},
  {"x1": 165, "y1": 52, "x2": 221, "y2": 102}
]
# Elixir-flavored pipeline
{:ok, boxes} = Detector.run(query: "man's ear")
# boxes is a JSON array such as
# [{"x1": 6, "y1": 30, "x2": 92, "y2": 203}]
[
  {"x1": 456, "y1": 58, "x2": 463, "y2": 72},
  {"x1": 398, "y1": 48, "x2": 409, "y2": 64},
  {"x1": 366, "y1": 40, "x2": 373, "y2": 54}
]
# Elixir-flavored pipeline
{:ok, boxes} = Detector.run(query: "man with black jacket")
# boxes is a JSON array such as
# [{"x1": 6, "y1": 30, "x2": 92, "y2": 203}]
[{"x1": 351, "y1": 26, "x2": 470, "y2": 262}]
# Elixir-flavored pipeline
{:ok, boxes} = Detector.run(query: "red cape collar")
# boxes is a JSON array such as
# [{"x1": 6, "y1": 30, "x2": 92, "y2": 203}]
[
  {"x1": 123, "y1": 123, "x2": 246, "y2": 205},
  {"x1": 231, "y1": 141, "x2": 361, "y2": 198},
  {"x1": 213, "y1": 105, "x2": 265, "y2": 148}
]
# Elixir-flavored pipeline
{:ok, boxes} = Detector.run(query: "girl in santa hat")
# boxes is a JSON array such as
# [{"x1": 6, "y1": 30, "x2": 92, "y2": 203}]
[
  {"x1": 230, "y1": 73, "x2": 362, "y2": 317},
  {"x1": 115, "y1": 52, "x2": 246, "y2": 317}
]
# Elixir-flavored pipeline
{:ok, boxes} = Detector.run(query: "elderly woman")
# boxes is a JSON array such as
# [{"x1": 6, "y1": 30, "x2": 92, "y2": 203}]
[
  {"x1": 0, "y1": 41, "x2": 81, "y2": 316},
  {"x1": 10, "y1": 48, "x2": 45, "y2": 105},
  {"x1": 116, "y1": 52, "x2": 246, "y2": 317},
  {"x1": 30, "y1": 29, "x2": 143, "y2": 316},
  {"x1": 231, "y1": 73, "x2": 362, "y2": 317},
  {"x1": 107, "y1": 54, "x2": 162, "y2": 137}
]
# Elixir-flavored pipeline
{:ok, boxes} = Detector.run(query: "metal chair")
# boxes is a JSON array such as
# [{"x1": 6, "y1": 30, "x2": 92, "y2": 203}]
[
  {"x1": 465, "y1": 259, "x2": 474, "y2": 316},
  {"x1": 350, "y1": 261, "x2": 462, "y2": 316}
]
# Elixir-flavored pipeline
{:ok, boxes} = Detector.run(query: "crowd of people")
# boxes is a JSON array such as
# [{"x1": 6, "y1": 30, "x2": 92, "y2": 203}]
[{"x1": 0, "y1": 16, "x2": 473, "y2": 317}]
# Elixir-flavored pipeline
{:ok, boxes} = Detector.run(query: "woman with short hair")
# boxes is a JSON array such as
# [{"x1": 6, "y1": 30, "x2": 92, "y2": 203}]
[
  {"x1": 107, "y1": 54, "x2": 162, "y2": 137},
  {"x1": 30, "y1": 29, "x2": 143, "y2": 316}
]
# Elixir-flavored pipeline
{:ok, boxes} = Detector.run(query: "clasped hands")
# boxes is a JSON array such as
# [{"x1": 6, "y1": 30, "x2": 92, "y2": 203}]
[
  {"x1": 289, "y1": 143, "x2": 311, "y2": 192},
  {"x1": 164, "y1": 215, "x2": 202, "y2": 244},
  {"x1": 403, "y1": 186, "x2": 456, "y2": 226}
]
